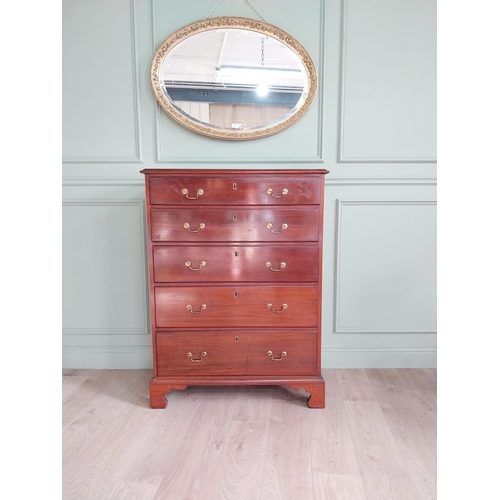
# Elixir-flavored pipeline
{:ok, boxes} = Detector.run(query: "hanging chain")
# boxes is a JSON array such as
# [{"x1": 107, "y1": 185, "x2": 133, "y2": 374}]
[
  {"x1": 261, "y1": 37, "x2": 265, "y2": 66},
  {"x1": 206, "y1": 0, "x2": 267, "y2": 22},
  {"x1": 205, "y1": 0, "x2": 224, "y2": 18}
]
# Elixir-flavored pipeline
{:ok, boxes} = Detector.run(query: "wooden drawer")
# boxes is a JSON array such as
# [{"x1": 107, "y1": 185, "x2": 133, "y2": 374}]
[
  {"x1": 156, "y1": 330, "x2": 318, "y2": 376},
  {"x1": 153, "y1": 245, "x2": 319, "y2": 283},
  {"x1": 155, "y1": 286, "x2": 318, "y2": 328},
  {"x1": 150, "y1": 207, "x2": 319, "y2": 242},
  {"x1": 148, "y1": 176, "x2": 321, "y2": 205}
]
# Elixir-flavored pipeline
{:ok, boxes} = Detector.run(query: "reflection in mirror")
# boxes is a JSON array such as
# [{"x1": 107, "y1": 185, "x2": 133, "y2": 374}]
[{"x1": 151, "y1": 17, "x2": 317, "y2": 140}]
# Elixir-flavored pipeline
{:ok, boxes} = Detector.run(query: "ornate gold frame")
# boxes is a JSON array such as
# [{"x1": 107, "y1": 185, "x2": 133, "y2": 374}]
[{"x1": 150, "y1": 17, "x2": 317, "y2": 141}]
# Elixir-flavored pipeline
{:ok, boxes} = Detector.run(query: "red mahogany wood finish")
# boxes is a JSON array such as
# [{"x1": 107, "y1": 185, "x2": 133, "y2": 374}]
[{"x1": 141, "y1": 169, "x2": 328, "y2": 408}]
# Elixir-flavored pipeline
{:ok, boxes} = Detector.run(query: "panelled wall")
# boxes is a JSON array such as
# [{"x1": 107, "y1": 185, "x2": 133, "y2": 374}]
[{"x1": 62, "y1": 0, "x2": 437, "y2": 369}]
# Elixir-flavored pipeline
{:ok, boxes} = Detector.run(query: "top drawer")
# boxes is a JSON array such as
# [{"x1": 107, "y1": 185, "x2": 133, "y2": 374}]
[{"x1": 148, "y1": 176, "x2": 321, "y2": 206}]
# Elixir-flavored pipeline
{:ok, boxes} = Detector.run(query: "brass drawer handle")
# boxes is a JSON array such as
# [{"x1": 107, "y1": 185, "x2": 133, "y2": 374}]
[
  {"x1": 182, "y1": 188, "x2": 204, "y2": 200},
  {"x1": 186, "y1": 304, "x2": 207, "y2": 314},
  {"x1": 267, "y1": 303, "x2": 287, "y2": 313},
  {"x1": 267, "y1": 350, "x2": 287, "y2": 361},
  {"x1": 185, "y1": 260, "x2": 206, "y2": 271},
  {"x1": 266, "y1": 222, "x2": 288, "y2": 234},
  {"x1": 183, "y1": 222, "x2": 205, "y2": 233},
  {"x1": 267, "y1": 188, "x2": 288, "y2": 199},
  {"x1": 266, "y1": 261, "x2": 286, "y2": 272},
  {"x1": 187, "y1": 351, "x2": 207, "y2": 363}
]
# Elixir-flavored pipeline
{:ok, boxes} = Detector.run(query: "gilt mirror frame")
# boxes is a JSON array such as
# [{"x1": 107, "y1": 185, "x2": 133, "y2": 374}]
[{"x1": 150, "y1": 16, "x2": 318, "y2": 141}]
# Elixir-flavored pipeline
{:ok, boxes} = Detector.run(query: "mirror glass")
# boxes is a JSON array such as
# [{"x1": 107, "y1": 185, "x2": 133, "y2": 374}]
[{"x1": 151, "y1": 17, "x2": 317, "y2": 140}]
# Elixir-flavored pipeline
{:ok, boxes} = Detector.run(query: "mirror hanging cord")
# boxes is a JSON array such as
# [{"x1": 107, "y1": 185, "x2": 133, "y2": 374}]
[
  {"x1": 244, "y1": 0, "x2": 267, "y2": 22},
  {"x1": 205, "y1": 0, "x2": 267, "y2": 22},
  {"x1": 205, "y1": 0, "x2": 224, "y2": 18}
]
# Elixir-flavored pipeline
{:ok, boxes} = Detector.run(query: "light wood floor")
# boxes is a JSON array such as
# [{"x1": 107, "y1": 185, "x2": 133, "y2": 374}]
[{"x1": 62, "y1": 368, "x2": 436, "y2": 500}]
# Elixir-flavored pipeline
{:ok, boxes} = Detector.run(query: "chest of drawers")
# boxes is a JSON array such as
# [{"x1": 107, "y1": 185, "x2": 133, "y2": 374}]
[{"x1": 141, "y1": 169, "x2": 328, "y2": 408}]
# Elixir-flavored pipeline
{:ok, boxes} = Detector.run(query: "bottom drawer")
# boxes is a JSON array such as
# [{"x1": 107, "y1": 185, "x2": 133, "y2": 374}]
[{"x1": 156, "y1": 330, "x2": 318, "y2": 377}]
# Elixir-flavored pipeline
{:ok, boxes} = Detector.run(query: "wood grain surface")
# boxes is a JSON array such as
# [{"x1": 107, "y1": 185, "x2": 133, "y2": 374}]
[{"x1": 63, "y1": 368, "x2": 436, "y2": 500}]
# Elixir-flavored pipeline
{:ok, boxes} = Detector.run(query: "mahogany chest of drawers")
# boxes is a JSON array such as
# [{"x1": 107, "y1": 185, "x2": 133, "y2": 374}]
[{"x1": 141, "y1": 169, "x2": 328, "y2": 408}]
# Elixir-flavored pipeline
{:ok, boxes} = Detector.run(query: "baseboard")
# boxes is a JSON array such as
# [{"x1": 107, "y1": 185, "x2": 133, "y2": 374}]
[
  {"x1": 321, "y1": 345, "x2": 437, "y2": 368},
  {"x1": 62, "y1": 345, "x2": 436, "y2": 369},
  {"x1": 62, "y1": 347, "x2": 153, "y2": 369}
]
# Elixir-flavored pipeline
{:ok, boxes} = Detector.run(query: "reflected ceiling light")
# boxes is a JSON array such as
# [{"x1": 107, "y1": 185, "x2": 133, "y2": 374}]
[{"x1": 256, "y1": 83, "x2": 269, "y2": 97}]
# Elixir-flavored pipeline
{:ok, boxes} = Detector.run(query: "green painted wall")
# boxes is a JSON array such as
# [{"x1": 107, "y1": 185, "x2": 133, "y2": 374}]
[{"x1": 63, "y1": 0, "x2": 437, "y2": 368}]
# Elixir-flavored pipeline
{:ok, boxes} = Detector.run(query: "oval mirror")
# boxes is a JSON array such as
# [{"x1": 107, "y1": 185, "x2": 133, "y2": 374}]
[{"x1": 151, "y1": 17, "x2": 317, "y2": 140}]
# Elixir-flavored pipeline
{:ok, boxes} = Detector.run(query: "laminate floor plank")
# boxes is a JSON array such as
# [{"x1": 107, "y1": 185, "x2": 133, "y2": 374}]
[
  {"x1": 321, "y1": 370, "x2": 355, "y2": 430},
  {"x1": 367, "y1": 369, "x2": 437, "y2": 500},
  {"x1": 62, "y1": 383, "x2": 219, "y2": 500},
  {"x1": 209, "y1": 419, "x2": 269, "y2": 500},
  {"x1": 259, "y1": 387, "x2": 315, "y2": 500},
  {"x1": 151, "y1": 386, "x2": 251, "y2": 500},
  {"x1": 313, "y1": 473, "x2": 369, "y2": 500},
  {"x1": 95, "y1": 395, "x2": 206, "y2": 499},
  {"x1": 63, "y1": 374, "x2": 175, "y2": 499},
  {"x1": 420, "y1": 410, "x2": 437, "y2": 439},
  {"x1": 63, "y1": 414, "x2": 120, "y2": 475},
  {"x1": 62, "y1": 369, "x2": 107, "y2": 428},
  {"x1": 367, "y1": 368, "x2": 437, "y2": 413},
  {"x1": 62, "y1": 369, "x2": 100, "y2": 401},
  {"x1": 310, "y1": 371, "x2": 362, "y2": 474},
  {"x1": 63, "y1": 385, "x2": 209, "y2": 499},
  {"x1": 63, "y1": 372, "x2": 171, "y2": 499},
  {"x1": 205, "y1": 386, "x2": 274, "y2": 499},
  {"x1": 92, "y1": 481, "x2": 160, "y2": 500},
  {"x1": 381, "y1": 408, "x2": 437, "y2": 500},
  {"x1": 309, "y1": 370, "x2": 368, "y2": 500},
  {"x1": 336, "y1": 369, "x2": 378, "y2": 402},
  {"x1": 230, "y1": 385, "x2": 275, "y2": 423},
  {"x1": 63, "y1": 409, "x2": 154, "y2": 500},
  {"x1": 62, "y1": 370, "x2": 147, "y2": 430},
  {"x1": 112, "y1": 385, "x2": 208, "y2": 487},
  {"x1": 344, "y1": 400, "x2": 422, "y2": 500},
  {"x1": 62, "y1": 369, "x2": 437, "y2": 500}
]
